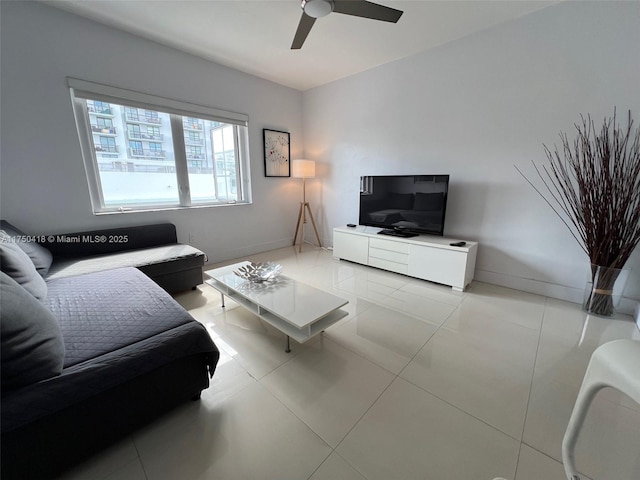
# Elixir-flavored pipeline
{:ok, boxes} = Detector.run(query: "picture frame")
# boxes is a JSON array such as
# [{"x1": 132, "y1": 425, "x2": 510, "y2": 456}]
[{"x1": 263, "y1": 129, "x2": 290, "y2": 177}]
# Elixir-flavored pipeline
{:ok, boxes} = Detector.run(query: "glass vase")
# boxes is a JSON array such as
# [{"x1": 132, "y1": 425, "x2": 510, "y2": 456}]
[{"x1": 583, "y1": 264, "x2": 630, "y2": 317}]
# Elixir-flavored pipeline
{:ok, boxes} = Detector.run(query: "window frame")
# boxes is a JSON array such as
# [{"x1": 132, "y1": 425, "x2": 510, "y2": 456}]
[{"x1": 68, "y1": 77, "x2": 251, "y2": 214}]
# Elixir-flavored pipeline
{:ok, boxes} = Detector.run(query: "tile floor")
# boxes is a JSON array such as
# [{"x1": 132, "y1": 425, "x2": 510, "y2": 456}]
[{"x1": 57, "y1": 246, "x2": 640, "y2": 480}]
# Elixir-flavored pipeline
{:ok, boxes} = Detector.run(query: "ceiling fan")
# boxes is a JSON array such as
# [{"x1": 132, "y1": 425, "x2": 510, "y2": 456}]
[{"x1": 291, "y1": 0, "x2": 403, "y2": 49}]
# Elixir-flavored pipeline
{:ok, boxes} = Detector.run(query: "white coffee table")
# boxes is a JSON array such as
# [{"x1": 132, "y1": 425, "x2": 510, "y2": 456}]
[{"x1": 204, "y1": 262, "x2": 349, "y2": 352}]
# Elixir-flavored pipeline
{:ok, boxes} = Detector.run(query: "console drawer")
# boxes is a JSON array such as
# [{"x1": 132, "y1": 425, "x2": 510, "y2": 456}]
[
  {"x1": 369, "y1": 244, "x2": 409, "y2": 275},
  {"x1": 369, "y1": 256, "x2": 409, "y2": 275},
  {"x1": 370, "y1": 237, "x2": 410, "y2": 254},
  {"x1": 369, "y1": 247, "x2": 409, "y2": 265}
]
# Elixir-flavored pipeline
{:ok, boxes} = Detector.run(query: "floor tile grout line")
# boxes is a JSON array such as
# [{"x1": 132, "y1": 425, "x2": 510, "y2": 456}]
[
  {"x1": 520, "y1": 441, "x2": 562, "y2": 465},
  {"x1": 257, "y1": 334, "x2": 392, "y2": 446},
  {"x1": 408, "y1": 289, "x2": 543, "y2": 417},
  {"x1": 317, "y1": 291, "x2": 515, "y2": 475},
  {"x1": 403, "y1": 290, "x2": 546, "y2": 444},
  {"x1": 304, "y1": 449, "x2": 335, "y2": 480},
  {"x1": 131, "y1": 437, "x2": 150, "y2": 480},
  {"x1": 512, "y1": 442, "x2": 525, "y2": 480},
  {"x1": 396, "y1": 373, "x2": 525, "y2": 443},
  {"x1": 321, "y1": 326, "x2": 413, "y2": 378},
  {"x1": 517, "y1": 295, "x2": 549, "y2": 447},
  {"x1": 250, "y1": 301, "x2": 406, "y2": 468},
  {"x1": 394, "y1": 300, "x2": 459, "y2": 380},
  {"x1": 509, "y1": 295, "x2": 548, "y2": 480},
  {"x1": 325, "y1": 371, "x2": 519, "y2": 479},
  {"x1": 389, "y1": 285, "x2": 467, "y2": 310},
  {"x1": 313, "y1": 291, "x2": 481, "y2": 454},
  {"x1": 330, "y1": 367, "x2": 400, "y2": 457},
  {"x1": 519, "y1": 440, "x2": 592, "y2": 479},
  {"x1": 324, "y1": 294, "x2": 454, "y2": 377},
  {"x1": 306, "y1": 449, "x2": 371, "y2": 480},
  {"x1": 255, "y1": 368, "x2": 338, "y2": 473}
]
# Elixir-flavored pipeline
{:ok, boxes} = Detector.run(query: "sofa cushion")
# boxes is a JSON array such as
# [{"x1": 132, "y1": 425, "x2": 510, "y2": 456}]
[
  {"x1": 46, "y1": 244, "x2": 205, "y2": 281},
  {"x1": 414, "y1": 192, "x2": 445, "y2": 212},
  {"x1": 388, "y1": 193, "x2": 415, "y2": 210},
  {"x1": 0, "y1": 272, "x2": 65, "y2": 391},
  {"x1": 0, "y1": 220, "x2": 53, "y2": 276},
  {"x1": 0, "y1": 231, "x2": 47, "y2": 301}
]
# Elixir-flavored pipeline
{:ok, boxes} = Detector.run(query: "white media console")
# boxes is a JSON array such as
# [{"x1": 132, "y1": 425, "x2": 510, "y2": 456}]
[{"x1": 333, "y1": 226, "x2": 478, "y2": 291}]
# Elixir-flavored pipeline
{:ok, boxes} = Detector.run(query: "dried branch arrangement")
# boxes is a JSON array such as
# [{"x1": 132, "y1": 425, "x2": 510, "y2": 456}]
[{"x1": 517, "y1": 109, "x2": 640, "y2": 316}]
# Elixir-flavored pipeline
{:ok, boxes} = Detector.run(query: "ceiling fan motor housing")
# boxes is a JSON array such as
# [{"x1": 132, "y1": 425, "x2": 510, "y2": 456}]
[{"x1": 302, "y1": 0, "x2": 334, "y2": 18}]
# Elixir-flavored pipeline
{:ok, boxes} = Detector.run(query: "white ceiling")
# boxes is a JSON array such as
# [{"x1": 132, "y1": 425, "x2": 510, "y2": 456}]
[{"x1": 48, "y1": 0, "x2": 559, "y2": 91}]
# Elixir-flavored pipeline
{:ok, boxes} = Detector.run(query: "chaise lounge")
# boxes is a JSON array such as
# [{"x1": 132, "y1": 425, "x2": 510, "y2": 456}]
[{"x1": 31, "y1": 222, "x2": 207, "y2": 293}]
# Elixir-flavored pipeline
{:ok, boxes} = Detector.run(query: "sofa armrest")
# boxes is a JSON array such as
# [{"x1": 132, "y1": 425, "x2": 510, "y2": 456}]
[{"x1": 41, "y1": 224, "x2": 178, "y2": 258}]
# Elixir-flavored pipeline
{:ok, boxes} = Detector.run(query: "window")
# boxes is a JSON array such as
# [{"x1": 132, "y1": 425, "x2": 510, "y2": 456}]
[
  {"x1": 127, "y1": 124, "x2": 141, "y2": 138},
  {"x1": 98, "y1": 137, "x2": 117, "y2": 153},
  {"x1": 124, "y1": 107, "x2": 139, "y2": 122},
  {"x1": 186, "y1": 131, "x2": 202, "y2": 144},
  {"x1": 144, "y1": 110, "x2": 159, "y2": 123},
  {"x1": 95, "y1": 117, "x2": 113, "y2": 128},
  {"x1": 360, "y1": 176, "x2": 373, "y2": 195},
  {"x1": 187, "y1": 146, "x2": 202, "y2": 159},
  {"x1": 69, "y1": 78, "x2": 251, "y2": 213},
  {"x1": 88, "y1": 100, "x2": 112, "y2": 115},
  {"x1": 183, "y1": 117, "x2": 203, "y2": 130},
  {"x1": 148, "y1": 142, "x2": 163, "y2": 156},
  {"x1": 129, "y1": 140, "x2": 144, "y2": 156},
  {"x1": 146, "y1": 126, "x2": 161, "y2": 140},
  {"x1": 206, "y1": 124, "x2": 238, "y2": 202}
]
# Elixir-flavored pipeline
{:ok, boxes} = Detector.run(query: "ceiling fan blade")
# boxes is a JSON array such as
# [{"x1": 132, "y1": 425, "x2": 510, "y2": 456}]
[
  {"x1": 333, "y1": 0, "x2": 403, "y2": 23},
  {"x1": 291, "y1": 13, "x2": 317, "y2": 49}
]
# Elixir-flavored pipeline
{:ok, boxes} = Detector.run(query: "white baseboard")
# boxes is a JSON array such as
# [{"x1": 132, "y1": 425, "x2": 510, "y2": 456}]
[
  {"x1": 474, "y1": 269, "x2": 583, "y2": 302},
  {"x1": 204, "y1": 238, "x2": 293, "y2": 266},
  {"x1": 475, "y1": 269, "x2": 637, "y2": 317}
]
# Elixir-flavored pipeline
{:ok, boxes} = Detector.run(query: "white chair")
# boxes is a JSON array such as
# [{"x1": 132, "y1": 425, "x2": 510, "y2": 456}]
[{"x1": 561, "y1": 339, "x2": 640, "y2": 480}]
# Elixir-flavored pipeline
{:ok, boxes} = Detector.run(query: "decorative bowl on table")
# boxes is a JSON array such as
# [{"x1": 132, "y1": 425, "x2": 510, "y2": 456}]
[{"x1": 233, "y1": 262, "x2": 283, "y2": 283}]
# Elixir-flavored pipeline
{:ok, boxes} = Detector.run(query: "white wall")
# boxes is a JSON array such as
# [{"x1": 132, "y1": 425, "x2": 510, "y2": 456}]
[
  {"x1": 0, "y1": 1, "x2": 303, "y2": 263},
  {"x1": 302, "y1": 1, "x2": 640, "y2": 312}
]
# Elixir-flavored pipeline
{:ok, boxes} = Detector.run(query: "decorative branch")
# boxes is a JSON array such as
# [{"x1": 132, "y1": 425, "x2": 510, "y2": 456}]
[{"x1": 516, "y1": 109, "x2": 640, "y2": 316}]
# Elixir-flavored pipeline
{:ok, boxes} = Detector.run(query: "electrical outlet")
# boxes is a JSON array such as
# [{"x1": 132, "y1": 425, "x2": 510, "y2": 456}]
[{"x1": 188, "y1": 233, "x2": 196, "y2": 244}]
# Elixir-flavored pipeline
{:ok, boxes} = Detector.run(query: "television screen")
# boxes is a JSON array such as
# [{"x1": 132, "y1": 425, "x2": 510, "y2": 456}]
[{"x1": 359, "y1": 175, "x2": 449, "y2": 237}]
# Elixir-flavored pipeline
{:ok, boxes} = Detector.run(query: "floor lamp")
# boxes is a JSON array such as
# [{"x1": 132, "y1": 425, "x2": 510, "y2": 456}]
[{"x1": 292, "y1": 159, "x2": 322, "y2": 252}]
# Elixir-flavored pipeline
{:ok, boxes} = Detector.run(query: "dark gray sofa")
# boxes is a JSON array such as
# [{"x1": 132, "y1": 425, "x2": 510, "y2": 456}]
[{"x1": 0, "y1": 222, "x2": 220, "y2": 479}]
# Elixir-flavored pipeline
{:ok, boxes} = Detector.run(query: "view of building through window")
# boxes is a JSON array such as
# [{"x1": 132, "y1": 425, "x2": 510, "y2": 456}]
[{"x1": 85, "y1": 99, "x2": 241, "y2": 208}]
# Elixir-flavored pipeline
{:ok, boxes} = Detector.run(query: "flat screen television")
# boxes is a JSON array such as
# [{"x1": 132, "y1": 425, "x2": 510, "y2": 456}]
[{"x1": 359, "y1": 175, "x2": 449, "y2": 237}]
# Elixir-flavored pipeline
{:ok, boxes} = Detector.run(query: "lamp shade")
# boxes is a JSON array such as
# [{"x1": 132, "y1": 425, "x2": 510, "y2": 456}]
[{"x1": 292, "y1": 159, "x2": 315, "y2": 178}]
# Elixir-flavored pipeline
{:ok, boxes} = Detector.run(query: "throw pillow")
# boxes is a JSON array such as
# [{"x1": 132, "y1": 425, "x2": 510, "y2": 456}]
[
  {"x1": 388, "y1": 193, "x2": 415, "y2": 210},
  {"x1": 0, "y1": 230, "x2": 48, "y2": 301},
  {"x1": 414, "y1": 192, "x2": 444, "y2": 212},
  {"x1": 0, "y1": 272, "x2": 65, "y2": 390},
  {"x1": 0, "y1": 220, "x2": 53, "y2": 276}
]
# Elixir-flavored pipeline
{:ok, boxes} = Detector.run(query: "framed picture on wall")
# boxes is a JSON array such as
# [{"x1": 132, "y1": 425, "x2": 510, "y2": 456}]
[{"x1": 263, "y1": 129, "x2": 290, "y2": 177}]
